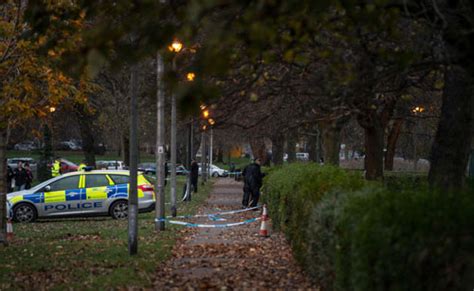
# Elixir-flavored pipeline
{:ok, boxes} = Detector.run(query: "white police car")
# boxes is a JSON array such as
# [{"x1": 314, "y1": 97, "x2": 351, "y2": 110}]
[{"x1": 7, "y1": 170, "x2": 155, "y2": 222}]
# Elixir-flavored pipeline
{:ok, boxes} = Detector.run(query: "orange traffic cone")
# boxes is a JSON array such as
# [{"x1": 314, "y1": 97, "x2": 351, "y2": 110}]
[
  {"x1": 6, "y1": 218, "x2": 14, "y2": 241},
  {"x1": 259, "y1": 204, "x2": 269, "y2": 237}
]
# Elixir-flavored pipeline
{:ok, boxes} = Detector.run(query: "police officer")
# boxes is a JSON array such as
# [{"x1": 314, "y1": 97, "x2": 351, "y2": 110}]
[
  {"x1": 78, "y1": 160, "x2": 87, "y2": 171},
  {"x1": 242, "y1": 157, "x2": 265, "y2": 208},
  {"x1": 51, "y1": 158, "x2": 61, "y2": 177}
]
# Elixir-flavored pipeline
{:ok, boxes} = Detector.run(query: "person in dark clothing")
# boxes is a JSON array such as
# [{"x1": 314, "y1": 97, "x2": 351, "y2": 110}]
[
  {"x1": 242, "y1": 158, "x2": 265, "y2": 208},
  {"x1": 24, "y1": 162, "x2": 33, "y2": 189},
  {"x1": 190, "y1": 160, "x2": 199, "y2": 193},
  {"x1": 14, "y1": 161, "x2": 28, "y2": 191},
  {"x1": 7, "y1": 166, "x2": 14, "y2": 192}
]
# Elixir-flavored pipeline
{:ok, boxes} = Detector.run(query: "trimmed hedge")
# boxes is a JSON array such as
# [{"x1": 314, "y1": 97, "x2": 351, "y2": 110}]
[
  {"x1": 336, "y1": 187, "x2": 474, "y2": 291},
  {"x1": 262, "y1": 163, "x2": 366, "y2": 266},
  {"x1": 264, "y1": 164, "x2": 474, "y2": 290}
]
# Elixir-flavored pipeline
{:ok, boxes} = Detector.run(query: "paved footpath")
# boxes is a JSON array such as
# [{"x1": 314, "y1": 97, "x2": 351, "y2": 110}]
[{"x1": 153, "y1": 178, "x2": 316, "y2": 289}]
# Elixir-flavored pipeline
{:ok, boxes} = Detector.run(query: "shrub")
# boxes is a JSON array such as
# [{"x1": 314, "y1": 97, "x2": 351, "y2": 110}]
[
  {"x1": 262, "y1": 163, "x2": 365, "y2": 265},
  {"x1": 383, "y1": 172, "x2": 428, "y2": 192},
  {"x1": 336, "y1": 187, "x2": 474, "y2": 291},
  {"x1": 306, "y1": 185, "x2": 379, "y2": 290}
]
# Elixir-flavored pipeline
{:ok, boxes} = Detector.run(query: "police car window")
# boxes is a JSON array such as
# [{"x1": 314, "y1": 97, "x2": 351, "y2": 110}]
[
  {"x1": 48, "y1": 176, "x2": 80, "y2": 192},
  {"x1": 109, "y1": 175, "x2": 129, "y2": 185},
  {"x1": 85, "y1": 175, "x2": 110, "y2": 188}
]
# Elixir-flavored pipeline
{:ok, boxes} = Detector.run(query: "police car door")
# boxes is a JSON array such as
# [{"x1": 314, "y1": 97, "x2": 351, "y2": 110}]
[
  {"x1": 84, "y1": 174, "x2": 115, "y2": 214},
  {"x1": 40, "y1": 175, "x2": 81, "y2": 217}
]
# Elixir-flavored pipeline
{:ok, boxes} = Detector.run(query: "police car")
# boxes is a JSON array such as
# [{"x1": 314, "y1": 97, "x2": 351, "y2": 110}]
[{"x1": 7, "y1": 170, "x2": 156, "y2": 223}]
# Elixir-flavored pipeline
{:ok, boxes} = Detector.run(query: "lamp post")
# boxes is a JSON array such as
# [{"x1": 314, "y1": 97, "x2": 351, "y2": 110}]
[
  {"x1": 155, "y1": 52, "x2": 166, "y2": 232},
  {"x1": 168, "y1": 39, "x2": 182, "y2": 217},
  {"x1": 412, "y1": 106, "x2": 424, "y2": 172},
  {"x1": 200, "y1": 106, "x2": 210, "y2": 183},
  {"x1": 129, "y1": 66, "x2": 139, "y2": 254},
  {"x1": 208, "y1": 118, "x2": 215, "y2": 179}
]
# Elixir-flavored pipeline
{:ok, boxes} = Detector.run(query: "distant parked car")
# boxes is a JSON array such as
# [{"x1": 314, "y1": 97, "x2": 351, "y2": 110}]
[
  {"x1": 8, "y1": 157, "x2": 37, "y2": 169},
  {"x1": 138, "y1": 163, "x2": 188, "y2": 176},
  {"x1": 97, "y1": 160, "x2": 126, "y2": 170},
  {"x1": 59, "y1": 158, "x2": 78, "y2": 173},
  {"x1": 199, "y1": 164, "x2": 228, "y2": 177},
  {"x1": 13, "y1": 142, "x2": 37, "y2": 151},
  {"x1": 57, "y1": 141, "x2": 81, "y2": 151},
  {"x1": 296, "y1": 152, "x2": 309, "y2": 161}
]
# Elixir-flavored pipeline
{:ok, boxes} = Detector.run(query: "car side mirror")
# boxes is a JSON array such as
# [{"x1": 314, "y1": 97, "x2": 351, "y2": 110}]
[{"x1": 43, "y1": 185, "x2": 51, "y2": 192}]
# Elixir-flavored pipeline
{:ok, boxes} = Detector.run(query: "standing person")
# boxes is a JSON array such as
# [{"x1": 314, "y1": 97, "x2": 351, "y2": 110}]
[
  {"x1": 24, "y1": 162, "x2": 34, "y2": 189},
  {"x1": 14, "y1": 161, "x2": 28, "y2": 191},
  {"x1": 51, "y1": 157, "x2": 61, "y2": 177},
  {"x1": 6, "y1": 166, "x2": 14, "y2": 193},
  {"x1": 190, "y1": 160, "x2": 199, "y2": 193},
  {"x1": 242, "y1": 158, "x2": 265, "y2": 208},
  {"x1": 78, "y1": 160, "x2": 87, "y2": 171}
]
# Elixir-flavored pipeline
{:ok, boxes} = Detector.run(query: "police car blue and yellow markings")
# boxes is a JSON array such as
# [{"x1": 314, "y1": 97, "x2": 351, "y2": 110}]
[
  {"x1": 9, "y1": 184, "x2": 130, "y2": 211},
  {"x1": 8, "y1": 171, "x2": 155, "y2": 219}
]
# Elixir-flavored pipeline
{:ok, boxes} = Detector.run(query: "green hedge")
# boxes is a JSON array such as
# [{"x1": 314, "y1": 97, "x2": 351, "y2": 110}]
[
  {"x1": 336, "y1": 187, "x2": 474, "y2": 291},
  {"x1": 262, "y1": 163, "x2": 365, "y2": 265},
  {"x1": 264, "y1": 164, "x2": 474, "y2": 290},
  {"x1": 383, "y1": 172, "x2": 428, "y2": 192}
]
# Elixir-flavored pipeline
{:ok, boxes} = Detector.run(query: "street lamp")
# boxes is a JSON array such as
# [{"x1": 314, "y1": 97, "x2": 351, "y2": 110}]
[
  {"x1": 186, "y1": 72, "x2": 196, "y2": 81},
  {"x1": 168, "y1": 39, "x2": 185, "y2": 217},
  {"x1": 412, "y1": 106, "x2": 424, "y2": 172},
  {"x1": 168, "y1": 39, "x2": 183, "y2": 53},
  {"x1": 199, "y1": 105, "x2": 216, "y2": 180}
]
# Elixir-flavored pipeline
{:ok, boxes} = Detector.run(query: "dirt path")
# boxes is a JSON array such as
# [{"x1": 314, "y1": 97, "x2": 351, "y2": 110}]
[{"x1": 153, "y1": 178, "x2": 316, "y2": 289}]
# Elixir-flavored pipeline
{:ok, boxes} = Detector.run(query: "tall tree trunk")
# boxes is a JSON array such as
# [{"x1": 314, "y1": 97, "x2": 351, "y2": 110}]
[
  {"x1": 429, "y1": 66, "x2": 472, "y2": 191},
  {"x1": 384, "y1": 118, "x2": 403, "y2": 171},
  {"x1": 38, "y1": 123, "x2": 53, "y2": 182},
  {"x1": 250, "y1": 137, "x2": 267, "y2": 164},
  {"x1": 216, "y1": 146, "x2": 224, "y2": 163},
  {"x1": 271, "y1": 133, "x2": 285, "y2": 165},
  {"x1": 320, "y1": 120, "x2": 342, "y2": 166},
  {"x1": 307, "y1": 124, "x2": 321, "y2": 163},
  {"x1": 0, "y1": 128, "x2": 7, "y2": 245},
  {"x1": 122, "y1": 134, "x2": 130, "y2": 166},
  {"x1": 364, "y1": 121, "x2": 385, "y2": 180},
  {"x1": 286, "y1": 130, "x2": 297, "y2": 163},
  {"x1": 76, "y1": 105, "x2": 96, "y2": 167}
]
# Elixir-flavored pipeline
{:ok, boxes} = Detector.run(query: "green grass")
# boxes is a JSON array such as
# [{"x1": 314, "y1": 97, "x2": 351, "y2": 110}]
[
  {"x1": 7, "y1": 150, "x2": 156, "y2": 164},
  {"x1": 0, "y1": 176, "x2": 213, "y2": 289}
]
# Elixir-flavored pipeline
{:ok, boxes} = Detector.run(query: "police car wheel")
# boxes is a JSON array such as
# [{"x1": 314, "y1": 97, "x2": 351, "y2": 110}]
[
  {"x1": 110, "y1": 201, "x2": 128, "y2": 220},
  {"x1": 13, "y1": 203, "x2": 37, "y2": 223},
  {"x1": 212, "y1": 172, "x2": 219, "y2": 177}
]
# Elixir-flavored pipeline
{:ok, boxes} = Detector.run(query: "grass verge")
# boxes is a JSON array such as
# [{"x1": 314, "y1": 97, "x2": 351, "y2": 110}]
[{"x1": 0, "y1": 176, "x2": 214, "y2": 289}]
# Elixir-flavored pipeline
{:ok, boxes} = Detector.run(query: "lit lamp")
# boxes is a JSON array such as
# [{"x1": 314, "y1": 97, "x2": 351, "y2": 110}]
[
  {"x1": 168, "y1": 39, "x2": 183, "y2": 53},
  {"x1": 49, "y1": 106, "x2": 56, "y2": 113},
  {"x1": 186, "y1": 72, "x2": 196, "y2": 81},
  {"x1": 412, "y1": 106, "x2": 424, "y2": 114},
  {"x1": 411, "y1": 105, "x2": 424, "y2": 172}
]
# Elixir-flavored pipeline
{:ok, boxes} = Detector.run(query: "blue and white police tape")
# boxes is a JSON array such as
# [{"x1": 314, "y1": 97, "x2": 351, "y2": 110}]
[
  {"x1": 155, "y1": 216, "x2": 261, "y2": 228},
  {"x1": 165, "y1": 205, "x2": 261, "y2": 219}
]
